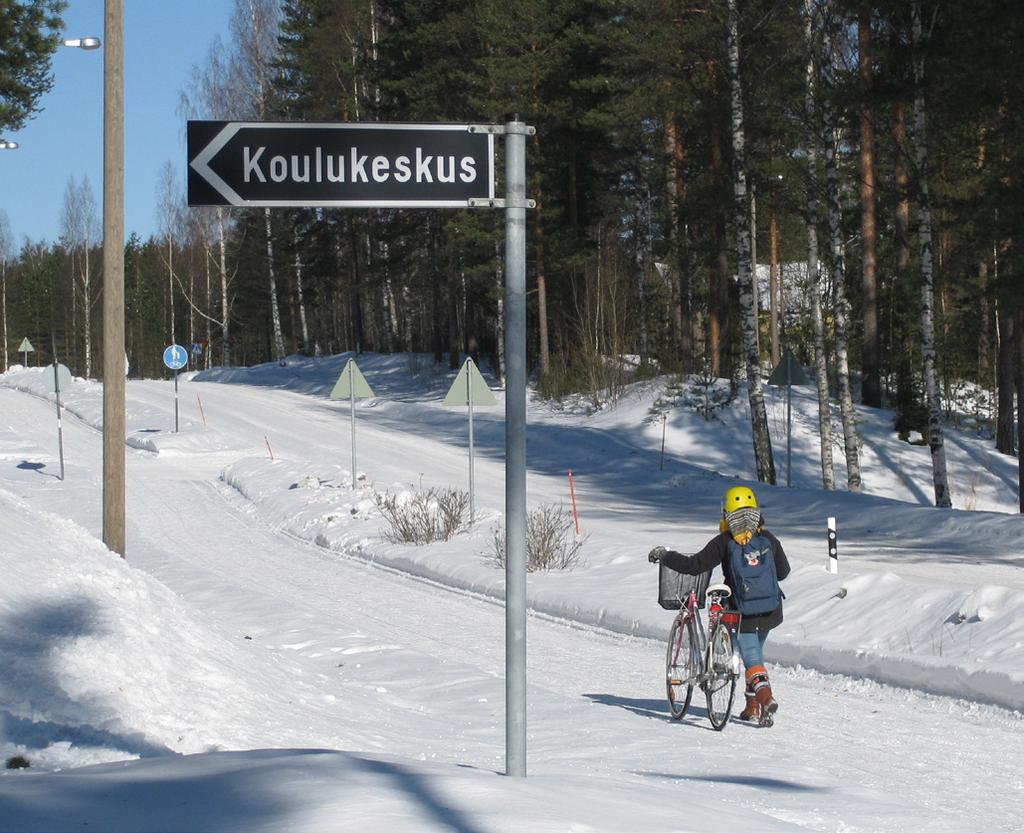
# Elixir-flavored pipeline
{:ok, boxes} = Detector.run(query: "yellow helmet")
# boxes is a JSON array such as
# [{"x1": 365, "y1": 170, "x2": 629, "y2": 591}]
[{"x1": 723, "y1": 486, "x2": 758, "y2": 512}]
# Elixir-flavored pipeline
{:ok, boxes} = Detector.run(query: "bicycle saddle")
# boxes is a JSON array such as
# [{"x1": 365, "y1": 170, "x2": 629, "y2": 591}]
[{"x1": 707, "y1": 583, "x2": 732, "y2": 598}]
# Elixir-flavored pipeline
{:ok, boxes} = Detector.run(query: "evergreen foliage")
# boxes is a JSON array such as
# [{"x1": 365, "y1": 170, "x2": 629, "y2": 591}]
[
  {"x1": 0, "y1": 0, "x2": 66, "y2": 132},
  {"x1": 4, "y1": 0, "x2": 1024, "y2": 493}
]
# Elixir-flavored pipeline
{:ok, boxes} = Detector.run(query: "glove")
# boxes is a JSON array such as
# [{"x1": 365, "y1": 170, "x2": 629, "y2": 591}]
[{"x1": 648, "y1": 546, "x2": 666, "y2": 564}]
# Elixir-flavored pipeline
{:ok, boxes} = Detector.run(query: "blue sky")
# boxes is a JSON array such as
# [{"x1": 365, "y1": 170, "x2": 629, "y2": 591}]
[{"x1": 0, "y1": 0, "x2": 233, "y2": 247}]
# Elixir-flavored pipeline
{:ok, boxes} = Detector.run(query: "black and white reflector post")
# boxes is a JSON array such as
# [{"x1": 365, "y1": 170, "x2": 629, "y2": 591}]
[{"x1": 827, "y1": 516, "x2": 838, "y2": 574}]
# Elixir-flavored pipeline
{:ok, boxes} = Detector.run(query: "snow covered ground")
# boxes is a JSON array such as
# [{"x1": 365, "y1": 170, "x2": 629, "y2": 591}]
[{"x1": 0, "y1": 353, "x2": 1021, "y2": 832}]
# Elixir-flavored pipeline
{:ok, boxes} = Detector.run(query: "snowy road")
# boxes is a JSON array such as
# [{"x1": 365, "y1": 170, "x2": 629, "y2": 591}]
[{"x1": 2, "y1": 378, "x2": 1022, "y2": 832}]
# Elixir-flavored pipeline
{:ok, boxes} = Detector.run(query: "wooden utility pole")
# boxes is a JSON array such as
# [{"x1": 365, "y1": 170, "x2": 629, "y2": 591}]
[{"x1": 102, "y1": 0, "x2": 126, "y2": 556}]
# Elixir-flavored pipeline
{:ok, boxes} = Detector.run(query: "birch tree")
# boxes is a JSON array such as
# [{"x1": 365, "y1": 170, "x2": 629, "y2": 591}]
[
  {"x1": 156, "y1": 161, "x2": 181, "y2": 344},
  {"x1": 181, "y1": 39, "x2": 235, "y2": 366},
  {"x1": 0, "y1": 210, "x2": 11, "y2": 372},
  {"x1": 820, "y1": 7, "x2": 861, "y2": 492},
  {"x1": 230, "y1": 0, "x2": 286, "y2": 364},
  {"x1": 802, "y1": 0, "x2": 835, "y2": 490},
  {"x1": 727, "y1": 0, "x2": 775, "y2": 484},
  {"x1": 60, "y1": 176, "x2": 99, "y2": 377},
  {"x1": 912, "y1": 1, "x2": 952, "y2": 507}
]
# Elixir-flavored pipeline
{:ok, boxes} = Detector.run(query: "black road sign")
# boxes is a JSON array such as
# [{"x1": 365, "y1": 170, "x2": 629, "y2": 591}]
[{"x1": 187, "y1": 121, "x2": 495, "y2": 208}]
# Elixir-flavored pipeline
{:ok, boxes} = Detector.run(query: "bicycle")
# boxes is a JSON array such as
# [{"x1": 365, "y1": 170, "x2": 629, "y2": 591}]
[{"x1": 658, "y1": 564, "x2": 742, "y2": 730}]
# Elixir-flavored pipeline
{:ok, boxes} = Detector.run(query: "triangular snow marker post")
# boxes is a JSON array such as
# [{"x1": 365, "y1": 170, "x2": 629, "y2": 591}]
[
  {"x1": 329, "y1": 358, "x2": 375, "y2": 490},
  {"x1": 329, "y1": 358, "x2": 374, "y2": 400},
  {"x1": 767, "y1": 348, "x2": 809, "y2": 387},
  {"x1": 18, "y1": 337, "x2": 34, "y2": 366},
  {"x1": 41, "y1": 363, "x2": 71, "y2": 480},
  {"x1": 443, "y1": 358, "x2": 497, "y2": 407},
  {"x1": 443, "y1": 358, "x2": 497, "y2": 524}
]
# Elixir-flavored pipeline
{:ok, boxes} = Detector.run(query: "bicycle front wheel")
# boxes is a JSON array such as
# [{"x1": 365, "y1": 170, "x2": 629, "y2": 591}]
[
  {"x1": 666, "y1": 615, "x2": 698, "y2": 720},
  {"x1": 704, "y1": 624, "x2": 738, "y2": 730}
]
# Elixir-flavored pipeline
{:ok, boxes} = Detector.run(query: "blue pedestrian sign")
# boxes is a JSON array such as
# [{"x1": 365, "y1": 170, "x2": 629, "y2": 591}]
[{"x1": 163, "y1": 344, "x2": 188, "y2": 370}]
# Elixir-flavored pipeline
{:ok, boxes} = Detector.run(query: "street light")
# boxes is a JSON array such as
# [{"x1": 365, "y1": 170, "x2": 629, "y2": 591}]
[
  {"x1": 0, "y1": 140, "x2": 18, "y2": 150},
  {"x1": 62, "y1": 37, "x2": 102, "y2": 50}
]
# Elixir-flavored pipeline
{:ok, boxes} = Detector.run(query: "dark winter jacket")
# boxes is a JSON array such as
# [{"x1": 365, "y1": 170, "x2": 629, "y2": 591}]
[{"x1": 660, "y1": 530, "x2": 791, "y2": 633}]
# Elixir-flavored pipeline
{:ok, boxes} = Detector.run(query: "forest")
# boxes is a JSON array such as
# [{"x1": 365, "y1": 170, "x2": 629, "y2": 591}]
[{"x1": 1, "y1": 0, "x2": 1022, "y2": 503}]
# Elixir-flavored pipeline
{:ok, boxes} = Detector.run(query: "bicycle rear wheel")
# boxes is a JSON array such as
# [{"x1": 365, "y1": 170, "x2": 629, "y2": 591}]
[
  {"x1": 665, "y1": 615, "x2": 698, "y2": 719},
  {"x1": 704, "y1": 624, "x2": 738, "y2": 730}
]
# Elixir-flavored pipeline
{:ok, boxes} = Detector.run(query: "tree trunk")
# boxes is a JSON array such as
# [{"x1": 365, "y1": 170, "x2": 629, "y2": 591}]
[
  {"x1": 1017, "y1": 309, "x2": 1024, "y2": 512},
  {"x1": 167, "y1": 237, "x2": 175, "y2": 345},
  {"x1": 0, "y1": 258, "x2": 6, "y2": 373},
  {"x1": 537, "y1": 245, "x2": 549, "y2": 376},
  {"x1": 750, "y1": 180, "x2": 759, "y2": 362},
  {"x1": 822, "y1": 15, "x2": 862, "y2": 492},
  {"x1": 710, "y1": 124, "x2": 729, "y2": 378},
  {"x1": 913, "y1": 1, "x2": 952, "y2": 508},
  {"x1": 892, "y1": 101, "x2": 912, "y2": 410},
  {"x1": 769, "y1": 206, "x2": 780, "y2": 367},
  {"x1": 349, "y1": 226, "x2": 366, "y2": 354},
  {"x1": 803, "y1": 0, "x2": 834, "y2": 490},
  {"x1": 664, "y1": 115, "x2": 691, "y2": 369},
  {"x1": 204, "y1": 238, "x2": 212, "y2": 369},
  {"x1": 859, "y1": 11, "x2": 881, "y2": 408},
  {"x1": 293, "y1": 229, "x2": 310, "y2": 353},
  {"x1": 217, "y1": 208, "x2": 231, "y2": 367},
  {"x1": 636, "y1": 198, "x2": 649, "y2": 367},
  {"x1": 997, "y1": 304, "x2": 1015, "y2": 454},
  {"x1": 82, "y1": 246, "x2": 92, "y2": 378},
  {"x1": 264, "y1": 207, "x2": 286, "y2": 364},
  {"x1": 727, "y1": 0, "x2": 775, "y2": 484},
  {"x1": 978, "y1": 262, "x2": 990, "y2": 385}
]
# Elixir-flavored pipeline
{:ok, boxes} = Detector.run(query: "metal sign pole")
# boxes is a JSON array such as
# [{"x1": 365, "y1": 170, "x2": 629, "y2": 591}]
[
  {"x1": 53, "y1": 364, "x2": 65, "y2": 481},
  {"x1": 468, "y1": 359, "x2": 475, "y2": 525},
  {"x1": 504, "y1": 118, "x2": 528, "y2": 778},
  {"x1": 786, "y1": 361, "x2": 792, "y2": 487},
  {"x1": 174, "y1": 370, "x2": 180, "y2": 433},
  {"x1": 350, "y1": 361, "x2": 357, "y2": 491}
]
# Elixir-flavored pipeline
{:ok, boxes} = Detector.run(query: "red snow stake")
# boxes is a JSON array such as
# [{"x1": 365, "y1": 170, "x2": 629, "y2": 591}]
[
  {"x1": 265, "y1": 435, "x2": 274, "y2": 460},
  {"x1": 568, "y1": 470, "x2": 581, "y2": 535},
  {"x1": 197, "y1": 394, "x2": 207, "y2": 427}
]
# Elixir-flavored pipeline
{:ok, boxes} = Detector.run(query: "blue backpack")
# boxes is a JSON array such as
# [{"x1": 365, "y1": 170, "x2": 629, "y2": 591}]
[{"x1": 725, "y1": 534, "x2": 782, "y2": 616}]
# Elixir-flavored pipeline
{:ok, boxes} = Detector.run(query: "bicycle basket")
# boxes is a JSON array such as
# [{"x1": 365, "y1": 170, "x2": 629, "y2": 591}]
[{"x1": 658, "y1": 563, "x2": 711, "y2": 610}]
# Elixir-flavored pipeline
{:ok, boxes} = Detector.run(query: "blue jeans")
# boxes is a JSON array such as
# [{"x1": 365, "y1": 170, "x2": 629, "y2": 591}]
[{"x1": 736, "y1": 628, "x2": 769, "y2": 671}]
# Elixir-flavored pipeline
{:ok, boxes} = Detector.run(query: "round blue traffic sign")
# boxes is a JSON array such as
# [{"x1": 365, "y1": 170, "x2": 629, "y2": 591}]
[{"x1": 163, "y1": 344, "x2": 188, "y2": 371}]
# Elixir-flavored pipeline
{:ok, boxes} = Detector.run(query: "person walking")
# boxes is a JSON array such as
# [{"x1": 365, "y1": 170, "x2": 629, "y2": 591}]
[{"x1": 648, "y1": 485, "x2": 791, "y2": 727}]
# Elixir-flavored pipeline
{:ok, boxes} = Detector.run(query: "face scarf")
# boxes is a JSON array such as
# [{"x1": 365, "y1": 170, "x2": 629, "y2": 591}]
[{"x1": 725, "y1": 506, "x2": 761, "y2": 546}]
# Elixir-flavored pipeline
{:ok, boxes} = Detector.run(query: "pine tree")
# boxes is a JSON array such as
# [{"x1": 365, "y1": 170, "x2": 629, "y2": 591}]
[{"x1": 0, "y1": 0, "x2": 65, "y2": 132}]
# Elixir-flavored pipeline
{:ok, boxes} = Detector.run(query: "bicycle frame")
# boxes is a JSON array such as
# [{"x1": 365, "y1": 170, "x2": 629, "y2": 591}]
[
  {"x1": 668, "y1": 590, "x2": 707, "y2": 683},
  {"x1": 665, "y1": 585, "x2": 741, "y2": 728}
]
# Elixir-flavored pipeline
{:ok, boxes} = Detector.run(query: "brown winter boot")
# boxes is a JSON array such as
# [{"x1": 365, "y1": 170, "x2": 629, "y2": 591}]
[
  {"x1": 751, "y1": 670, "x2": 778, "y2": 728},
  {"x1": 738, "y1": 688, "x2": 760, "y2": 721},
  {"x1": 739, "y1": 666, "x2": 765, "y2": 722}
]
